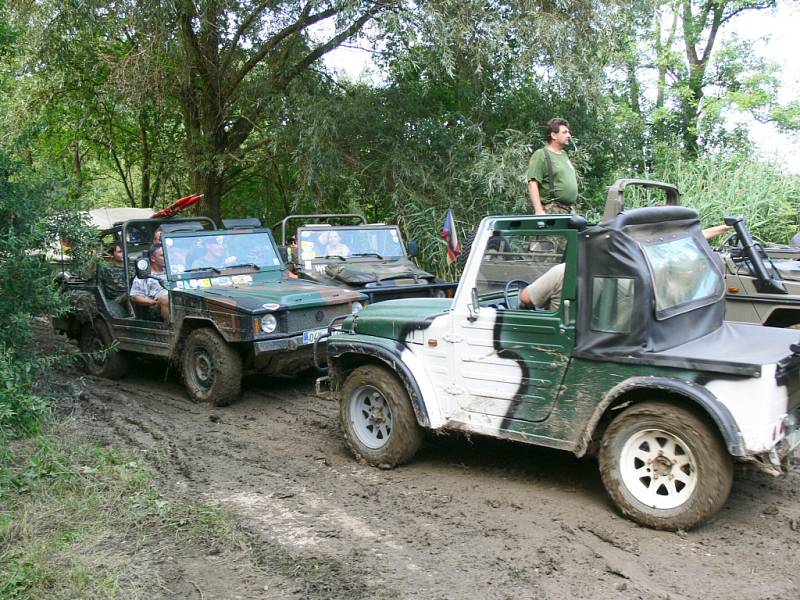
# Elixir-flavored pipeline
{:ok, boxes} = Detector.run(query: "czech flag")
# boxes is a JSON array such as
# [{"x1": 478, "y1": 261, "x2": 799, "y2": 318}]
[{"x1": 440, "y1": 208, "x2": 461, "y2": 264}]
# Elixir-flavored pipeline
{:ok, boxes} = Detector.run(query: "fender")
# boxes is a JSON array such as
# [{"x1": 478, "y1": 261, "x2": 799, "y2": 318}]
[
  {"x1": 328, "y1": 338, "x2": 432, "y2": 428},
  {"x1": 575, "y1": 376, "x2": 745, "y2": 457}
]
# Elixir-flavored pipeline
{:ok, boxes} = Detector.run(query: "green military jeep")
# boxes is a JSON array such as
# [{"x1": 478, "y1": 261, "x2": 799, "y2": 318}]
[
  {"x1": 54, "y1": 217, "x2": 364, "y2": 406},
  {"x1": 320, "y1": 205, "x2": 800, "y2": 530},
  {"x1": 275, "y1": 214, "x2": 456, "y2": 304}
]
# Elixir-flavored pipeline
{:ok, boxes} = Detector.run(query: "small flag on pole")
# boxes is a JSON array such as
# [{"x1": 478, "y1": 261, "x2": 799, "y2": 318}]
[{"x1": 440, "y1": 208, "x2": 461, "y2": 264}]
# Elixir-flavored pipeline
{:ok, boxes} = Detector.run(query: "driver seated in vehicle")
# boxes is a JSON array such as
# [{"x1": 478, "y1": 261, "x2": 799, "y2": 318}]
[
  {"x1": 519, "y1": 262, "x2": 565, "y2": 311},
  {"x1": 130, "y1": 245, "x2": 170, "y2": 321}
]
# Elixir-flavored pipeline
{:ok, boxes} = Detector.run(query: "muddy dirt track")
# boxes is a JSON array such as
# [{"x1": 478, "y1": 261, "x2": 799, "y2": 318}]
[{"x1": 51, "y1": 349, "x2": 800, "y2": 599}]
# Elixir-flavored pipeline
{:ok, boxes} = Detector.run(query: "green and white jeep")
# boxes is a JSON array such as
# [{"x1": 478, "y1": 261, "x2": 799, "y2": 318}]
[
  {"x1": 54, "y1": 217, "x2": 364, "y2": 406},
  {"x1": 320, "y1": 205, "x2": 800, "y2": 530}
]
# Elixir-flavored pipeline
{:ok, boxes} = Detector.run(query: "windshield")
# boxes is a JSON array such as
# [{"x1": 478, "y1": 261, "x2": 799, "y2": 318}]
[
  {"x1": 164, "y1": 232, "x2": 281, "y2": 275},
  {"x1": 642, "y1": 236, "x2": 724, "y2": 317},
  {"x1": 297, "y1": 227, "x2": 406, "y2": 260}
]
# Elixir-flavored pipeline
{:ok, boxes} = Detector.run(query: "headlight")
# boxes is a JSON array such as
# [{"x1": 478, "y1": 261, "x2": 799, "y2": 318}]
[
  {"x1": 260, "y1": 314, "x2": 277, "y2": 333},
  {"x1": 352, "y1": 302, "x2": 364, "y2": 314},
  {"x1": 432, "y1": 289, "x2": 447, "y2": 298}
]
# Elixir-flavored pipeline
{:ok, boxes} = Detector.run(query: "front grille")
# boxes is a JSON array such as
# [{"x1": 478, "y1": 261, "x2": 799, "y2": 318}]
[{"x1": 285, "y1": 304, "x2": 352, "y2": 333}]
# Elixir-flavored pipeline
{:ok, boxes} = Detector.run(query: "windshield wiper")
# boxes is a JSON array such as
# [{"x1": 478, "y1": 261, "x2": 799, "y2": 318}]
[
  {"x1": 182, "y1": 266, "x2": 222, "y2": 274},
  {"x1": 224, "y1": 263, "x2": 261, "y2": 271},
  {"x1": 351, "y1": 252, "x2": 384, "y2": 259},
  {"x1": 322, "y1": 255, "x2": 347, "y2": 261}
]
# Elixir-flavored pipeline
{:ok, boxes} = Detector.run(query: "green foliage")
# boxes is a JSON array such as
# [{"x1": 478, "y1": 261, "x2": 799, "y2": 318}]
[
  {"x1": 604, "y1": 148, "x2": 800, "y2": 243},
  {"x1": 0, "y1": 435, "x2": 246, "y2": 599},
  {"x1": 0, "y1": 152, "x2": 97, "y2": 439}
]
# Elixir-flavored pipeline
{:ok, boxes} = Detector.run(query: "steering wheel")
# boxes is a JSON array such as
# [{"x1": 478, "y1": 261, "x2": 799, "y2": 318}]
[
  {"x1": 718, "y1": 231, "x2": 739, "y2": 251},
  {"x1": 504, "y1": 279, "x2": 530, "y2": 310}
]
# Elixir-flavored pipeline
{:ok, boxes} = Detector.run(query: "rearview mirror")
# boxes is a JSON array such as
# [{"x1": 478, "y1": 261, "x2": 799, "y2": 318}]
[{"x1": 407, "y1": 240, "x2": 419, "y2": 258}]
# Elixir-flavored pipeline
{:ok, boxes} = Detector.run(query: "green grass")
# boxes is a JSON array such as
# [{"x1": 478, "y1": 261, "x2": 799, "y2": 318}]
[{"x1": 0, "y1": 434, "x2": 245, "y2": 600}]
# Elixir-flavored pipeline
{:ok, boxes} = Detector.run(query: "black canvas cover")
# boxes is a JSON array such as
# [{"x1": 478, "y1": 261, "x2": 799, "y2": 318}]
[
  {"x1": 325, "y1": 258, "x2": 434, "y2": 286},
  {"x1": 574, "y1": 206, "x2": 725, "y2": 358}
]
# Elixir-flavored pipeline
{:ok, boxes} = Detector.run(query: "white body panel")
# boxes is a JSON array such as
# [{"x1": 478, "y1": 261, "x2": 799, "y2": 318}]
[{"x1": 704, "y1": 364, "x2": 790, "y2": 453}]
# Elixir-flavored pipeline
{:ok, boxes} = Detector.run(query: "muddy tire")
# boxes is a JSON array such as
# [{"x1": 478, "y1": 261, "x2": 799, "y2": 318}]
[
  {"x1": 79, "y1": 319, "x2": 129, "y2": 379},
  {"x1": 181, "y1": 328, "x2": 242, "y2": 407},
  {"x1": 340, "y1": 365, "x2": 423, "y2": 468},
  {"x1": 599, "y1": 401, "x2": 733, "y2": 531}
]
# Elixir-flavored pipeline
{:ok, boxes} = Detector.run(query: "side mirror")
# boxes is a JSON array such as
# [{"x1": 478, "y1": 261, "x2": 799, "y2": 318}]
[
  {"x1": 135, "y1": 257, "x2": 151, "y2": 280},
  {"x1": 468, "y1": 287, "x2": 481, "y2": 322},
  {"x1": 407, "y1": 240, "x2": 419, "y2": 258}
]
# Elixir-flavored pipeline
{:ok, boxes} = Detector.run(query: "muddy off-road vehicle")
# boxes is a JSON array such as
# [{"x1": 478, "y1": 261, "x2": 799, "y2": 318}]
[
  {"x1": 605, "y1": 178, "x2": 800, "y2": 328},
  {"x1": 54, "y1": 217, "x2": 364, "y2": 406},
  {"x1": 275, "y1": 214, "x2": 456, "y2": 304},
  {"x1": 319, "y1": 204, "x2": 800, "y2": 530}
]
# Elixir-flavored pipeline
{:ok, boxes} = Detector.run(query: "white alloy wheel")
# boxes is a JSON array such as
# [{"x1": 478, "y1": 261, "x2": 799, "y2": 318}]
[
  {"x1": 619, "y1": 428, "x2": 697, "y2": 510},
  {"x1": 349, "y1": 384, "x2": 394, "y2": 449}
]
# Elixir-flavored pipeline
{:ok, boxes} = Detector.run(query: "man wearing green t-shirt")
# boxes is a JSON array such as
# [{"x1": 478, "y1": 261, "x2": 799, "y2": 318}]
[{"x1": 526, "y1": 118, "x2": 578, "y2": 214}]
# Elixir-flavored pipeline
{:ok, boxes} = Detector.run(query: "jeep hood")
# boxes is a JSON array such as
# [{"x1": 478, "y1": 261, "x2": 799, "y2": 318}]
[
  {"x1": 349, "y1": 298, "x2": 452, "y2": 341},
  {"x1": 175, "y1": 278, "x2": 363, "y2": 313},
  {"x1": 325, "y1": 258, "x2": 435, "y2": 286}
]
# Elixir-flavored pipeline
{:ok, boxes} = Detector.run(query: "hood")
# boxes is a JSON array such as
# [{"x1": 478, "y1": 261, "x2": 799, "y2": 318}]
[
  {"x1": 350, "y1": 298, "x2": 452, "y2": 341},
  {"x1": 325, "y1": 258, "x2": 434, "y2": 286},
  {"x1": 174, "y1": 277, "x2": 364, "y2": 314}
]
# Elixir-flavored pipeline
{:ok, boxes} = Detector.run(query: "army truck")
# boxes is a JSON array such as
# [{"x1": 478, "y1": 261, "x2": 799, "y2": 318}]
[
  {"x1": 275, "y1": 214, "x2": 456, "y2": 303},
  {"x1": 319, "y1": 205, "x2": 800, "y2": 530},
  {"x1": 54, "y1": 217, "x2": 364, "y2": 406}
]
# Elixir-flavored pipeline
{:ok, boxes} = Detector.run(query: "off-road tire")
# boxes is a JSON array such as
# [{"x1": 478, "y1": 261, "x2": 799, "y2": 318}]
[
  {"x1": 79, "y1": 319, "x2": 129, "y2": 379},
  {"x1": 456, "y1": 228, "x2": 477, "y2": 271},
  {"x1": 599, "y1": 401, "x2": 733, "y2": 531},
  {"x1": 181, "y1": 328, "x2": 242, "y2": 407},
  {"x1": 340, "y1": 365, "x2": 423, "y2": 468}
]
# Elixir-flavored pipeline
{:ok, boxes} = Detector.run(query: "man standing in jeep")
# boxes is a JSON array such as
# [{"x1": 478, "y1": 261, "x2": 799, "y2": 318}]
[{"x1": 526, "y1": 117, "x2": 578, "y2": 215}]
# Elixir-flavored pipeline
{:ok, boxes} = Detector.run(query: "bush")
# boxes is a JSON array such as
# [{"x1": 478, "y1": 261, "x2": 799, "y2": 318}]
[
  {"x1": 0, "y1": 152, "x2": 95, "y2": 440},
  {"x1": 592, "y1": 149, "x2": 800, "y2": 243}
]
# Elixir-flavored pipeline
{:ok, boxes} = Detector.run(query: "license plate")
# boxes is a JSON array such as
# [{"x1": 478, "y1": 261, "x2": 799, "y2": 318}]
[{"x1": 303, "y1": 328, "x2": 327, "y2": 345}]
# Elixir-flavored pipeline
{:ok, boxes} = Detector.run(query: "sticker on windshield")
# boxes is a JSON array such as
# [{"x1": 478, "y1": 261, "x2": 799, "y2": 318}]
[
  {"x1": 390, "y1": 230, "x2": 399, "y2": 241},
  {"x1": 165, "y1": 238, "x2": 173, "y2": 246},
  {"x1": 262, "y1": 303, "x2": 281, "y2": 311},
  {"x1": 211, "y1": 276, "x2": 232, "y2": 287},
  {"x1": 304, "y1": 260, "x2": 312, "y2": 270},
  {"x1": 231, "y1": 274, "x2": 253, "y2": 285},
  {"x1": 175, "y1": 280, "x2": 185, "y2": 289}
]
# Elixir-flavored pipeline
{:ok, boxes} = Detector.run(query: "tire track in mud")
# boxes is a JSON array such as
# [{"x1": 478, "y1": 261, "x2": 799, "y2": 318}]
[{"x1": 53, "y1": 360, "x2": 800, "y2": 600}]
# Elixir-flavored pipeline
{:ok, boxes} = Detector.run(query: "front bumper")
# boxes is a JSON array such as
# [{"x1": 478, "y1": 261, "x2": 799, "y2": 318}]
[{"x1": 747, "y1": 407, "x2": 800, "y2": 476}]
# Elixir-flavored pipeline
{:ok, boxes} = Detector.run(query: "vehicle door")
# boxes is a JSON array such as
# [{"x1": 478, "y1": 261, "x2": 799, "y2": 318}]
[{"x1": 451, "y1": 225, "x2": 577, "y2": 425}]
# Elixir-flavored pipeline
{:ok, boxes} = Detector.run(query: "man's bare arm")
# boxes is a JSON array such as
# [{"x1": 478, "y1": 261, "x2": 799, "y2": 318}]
[{"x1": 528, "y1": 180, "x2": 546, "y2": 215}]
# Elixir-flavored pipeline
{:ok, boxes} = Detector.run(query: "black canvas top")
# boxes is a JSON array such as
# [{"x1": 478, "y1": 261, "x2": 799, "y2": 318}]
[{"x1": 575, "y1": 206, "x2": 726, "y2": 357}]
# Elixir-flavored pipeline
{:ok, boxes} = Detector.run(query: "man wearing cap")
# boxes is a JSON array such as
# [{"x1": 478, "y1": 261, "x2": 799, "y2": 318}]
[{"x1": 526, "y1": 118, "x2": 578, "y2": 215}]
